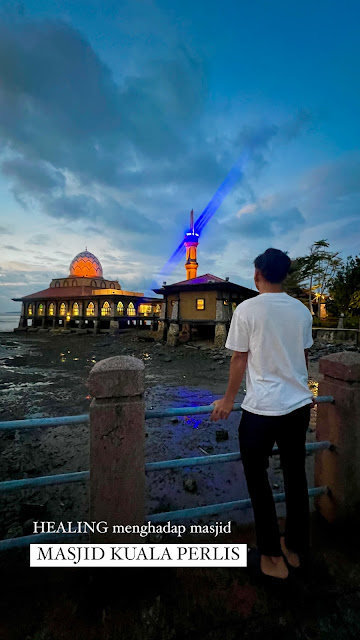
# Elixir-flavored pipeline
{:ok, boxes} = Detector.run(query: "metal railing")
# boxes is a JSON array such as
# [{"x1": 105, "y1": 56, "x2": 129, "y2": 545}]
[{"x1": 0, "y1": 396, "x2": 334, "y2": 551}]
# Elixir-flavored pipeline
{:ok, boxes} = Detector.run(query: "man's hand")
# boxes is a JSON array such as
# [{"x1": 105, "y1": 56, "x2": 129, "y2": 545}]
[{"x1": 210, "y1": 397, "x2": 234, "y2": 422}]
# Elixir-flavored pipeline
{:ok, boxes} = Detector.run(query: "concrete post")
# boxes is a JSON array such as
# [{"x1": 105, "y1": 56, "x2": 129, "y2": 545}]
[
  {"x1": 167, "y1": 323, "x2": 179, "y2": 346},
  {"x1": 315, "y1": 351, "x2": 360, "y2": 523},
  {"x1": 109, "y1": 319, "x2": 118, "y2": 334},
  {"x1": 214, "y1": 323, "x2": 227, "y2": 347},
  {"x1": 31, "y1": 302, "x2": 36, "y2": 327},
  {"x1": 155, "y1": 320, "x2": 166, "y2": 341},
  {"x1": 88, "y1": 356, "x2": 145, "y2": 543}
]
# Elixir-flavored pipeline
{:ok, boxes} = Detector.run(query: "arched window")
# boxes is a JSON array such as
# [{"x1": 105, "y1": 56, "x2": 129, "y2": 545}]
[
  {"x1": 59, "y1": 303, "x2": 66, "y2": 316},
  {"x1": 110, "y1": 282, "x2": 115, "y2": 289},
  {"x1": 91, "y1": 280, "x2": 97, "y2": 287},
  {"x1": 155, "y1": 304, "x2": 161, "y2": 314},
  {"x1": 28, "y1": 304, "x2": 33, "y2": 316},
  {"x1": 101, "y1": 301, "x2": 111, "y2": 316},
  {"x1": 49, "y1": 303, "x2": 55, "y2": 316},
  {"x1": 139, "y1": 304, "x2": 152, "y2": 316},
  {"x1": 72, "y1": 280, "x2": 78, "y2": 286},
  {"x1": 101, "y1": 281, "x2": 106, "y2": 288},
  {"x1": 86, "y1": 302, "x2": 95, "y2": 316},
  {"x1": 55, "y1": 281, "x2": 60, "y2": 288},
  {"x1": 64, "y1": 280, "x2": 69, "y2": 287},
  {"x1": 127, "y1": 302, "x2": 136, "y2": 316},
  {"x1": 73, "y1": 302, "x2": 79, "y2": 316},
  {"x1": 38, "y1": 303, "x2": 44, "y2": 316},
  {"x1": 117, "y1": 301, "x2": 124, "y2": 316}
]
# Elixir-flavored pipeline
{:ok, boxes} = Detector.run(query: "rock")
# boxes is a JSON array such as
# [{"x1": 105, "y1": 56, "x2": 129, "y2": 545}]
[
  {"x1": 23, "y1": 519, "x2": 35, "y2": 535},
  {"x1": 170, "y1": 418, "x2": 179, "y2": 424},
  {"x1": 273, "y1": 484, "x2": 280, "y2": 489},
  {"x1": 164, "y1": 357, "x2": 172, "y2": 363},
  {"x1": 183, "y1": 477, "x2": 197, "y2": 493},
  {"x1": 216, "y1": 429, "x2": 229, "y2": 442},
  {"x1": 5, "y1": 524, "x2": 23, "y2": 539}
]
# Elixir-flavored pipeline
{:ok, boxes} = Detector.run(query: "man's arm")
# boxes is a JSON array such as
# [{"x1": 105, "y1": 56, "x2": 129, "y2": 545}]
[{"x1": 210, "y1": 351, "x2": 248, "y2": 421}]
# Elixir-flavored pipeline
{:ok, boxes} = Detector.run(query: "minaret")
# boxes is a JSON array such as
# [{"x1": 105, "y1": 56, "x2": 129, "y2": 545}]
[{"x1": 184, "y1": 209, "x2": 199, "y2": 280}]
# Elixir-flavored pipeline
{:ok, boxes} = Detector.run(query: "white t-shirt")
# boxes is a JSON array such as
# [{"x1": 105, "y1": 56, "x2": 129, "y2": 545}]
[{"x1": 225, "y1": 292, "x2": 313, "y2": 416}]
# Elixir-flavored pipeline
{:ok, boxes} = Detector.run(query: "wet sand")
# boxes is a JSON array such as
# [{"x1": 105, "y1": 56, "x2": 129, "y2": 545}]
[{"x1": 0, "y1": 331, "x2": 321, "y2": 539}]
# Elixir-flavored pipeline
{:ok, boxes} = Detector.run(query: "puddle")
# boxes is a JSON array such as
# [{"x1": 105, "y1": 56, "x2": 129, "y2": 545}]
[{"x1": 0, "y1": 380, "x2": 53, "y2": 392}]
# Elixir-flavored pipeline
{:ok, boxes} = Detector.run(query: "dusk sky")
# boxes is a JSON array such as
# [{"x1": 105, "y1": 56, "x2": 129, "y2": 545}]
[{"x1": 1, "y1": 0, "x2": 360, "y2": 312}]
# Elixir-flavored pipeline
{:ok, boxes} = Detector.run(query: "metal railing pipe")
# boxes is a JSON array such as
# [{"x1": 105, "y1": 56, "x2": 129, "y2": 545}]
[
  {"x1": 0, "y1": 415, "x2": 89, "y2": 431},
  {"x1": 0, "y1": 471, "x2": 89, "y2": 493},
  {"x1": 145, "y1": 441, "x2": 332, "y2": 471},
  {"x1": 0, "y1": 397, "x2": 334, "y2": 431}
]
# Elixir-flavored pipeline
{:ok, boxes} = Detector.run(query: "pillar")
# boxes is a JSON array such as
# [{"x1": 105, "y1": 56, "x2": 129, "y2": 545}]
[
  {"x1": 155, "y1": 320, "x2": 166, "y2": 341},
  {"x1": 109, "y1": 319, "x2": 118, "y2": 334},
  {"x1": 315, "y1": 351, "x2": 360, "y2": 523},
  {"x1": 179, "y1": 322, "x2": 191, "y2": 343},
  {"x1": 214, "y1": 323, "x2": 227, "y2": 348},
  {"x1": 167, "y1": 322, "x2": 179, "y2": 346},
  {"x1": 30, "y1": 302, "x2": 36, "y2": 328},
  {"x1": 88, "y1": 356, "x2": 145, "y2": 543}
]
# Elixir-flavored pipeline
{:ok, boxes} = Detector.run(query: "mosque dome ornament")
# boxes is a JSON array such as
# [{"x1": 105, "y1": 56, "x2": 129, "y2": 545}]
[{"x1": 69, "y1": 251, "x2": 103, "y2": 278}]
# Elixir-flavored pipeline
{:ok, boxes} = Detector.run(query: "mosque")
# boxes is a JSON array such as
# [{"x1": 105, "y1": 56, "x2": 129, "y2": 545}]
[
  {"x1": 13, "y1": 212, "x2": 257, "y2": 345},
  {"x1": 13, "y1": 250, "x2": 162, "y2": 334}
]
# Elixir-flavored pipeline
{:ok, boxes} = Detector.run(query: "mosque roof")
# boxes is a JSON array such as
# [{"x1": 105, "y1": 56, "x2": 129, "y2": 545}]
[
  {"x1": 153, "y1": 273, "x2": 257, "y2": 296},
  {"x1": 13, "y1": 286, "x2": 95, "y2": 301},
  {"x1": 169, "y1": 273, "x2": 226, "y2": 286}
]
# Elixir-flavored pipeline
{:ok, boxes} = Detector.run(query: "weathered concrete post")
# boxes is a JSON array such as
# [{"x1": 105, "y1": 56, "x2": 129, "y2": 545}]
[
  {"x1": 88, "y1": 356, "x2": 145, "y2": 542},
  {"x1": 167, "y1": 300, "x2": 180, "y2": 346},
  {"x1": 214, "y1": 298, "x2": 228, "y2": 347},
  {"x1": 315, "y1": 351, "x2": 360, "y2": 523}
]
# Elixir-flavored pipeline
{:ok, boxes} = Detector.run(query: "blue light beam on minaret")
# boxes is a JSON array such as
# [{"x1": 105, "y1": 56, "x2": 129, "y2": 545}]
[{"x1": 156, "y1": 151, "x2": 249, "y2": 283}]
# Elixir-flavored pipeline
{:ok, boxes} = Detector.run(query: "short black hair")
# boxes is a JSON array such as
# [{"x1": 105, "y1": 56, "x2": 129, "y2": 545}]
[{"x1": 254, "y1": 248, "x2": 291, "y2": 283}]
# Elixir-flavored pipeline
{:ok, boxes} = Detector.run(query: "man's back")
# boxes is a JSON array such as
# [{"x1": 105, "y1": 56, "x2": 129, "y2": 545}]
[{"x1": 225, "y1": 292, "x2": 313, "y2": 415}]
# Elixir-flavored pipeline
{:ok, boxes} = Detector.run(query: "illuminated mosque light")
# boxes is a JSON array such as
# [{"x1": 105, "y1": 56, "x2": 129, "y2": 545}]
[{"x1": 155, "y1": 151, "x2": 249, "y2": 285}]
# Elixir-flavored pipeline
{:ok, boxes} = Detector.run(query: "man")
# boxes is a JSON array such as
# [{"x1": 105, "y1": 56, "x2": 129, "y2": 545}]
[{"x1": 211, "y1": 248, "x2": 314, "y2": 580}]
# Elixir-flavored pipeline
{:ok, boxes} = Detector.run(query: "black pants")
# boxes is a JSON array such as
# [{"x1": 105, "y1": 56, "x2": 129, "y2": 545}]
[{"x1": 239, "y1": 404, "x2": 311, "y2": 557}]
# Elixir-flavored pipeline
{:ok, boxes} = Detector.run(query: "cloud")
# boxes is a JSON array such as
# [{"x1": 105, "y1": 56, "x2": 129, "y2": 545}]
[
  {"x1": 26, "y1": 233, "x2": 51, "y2": 245},
  {"x1": 0, "y1": 225, "x2": 13, "y2": 234},
  {"x1": 2, "y1": 244, "x2": 21, "y2": 251}
]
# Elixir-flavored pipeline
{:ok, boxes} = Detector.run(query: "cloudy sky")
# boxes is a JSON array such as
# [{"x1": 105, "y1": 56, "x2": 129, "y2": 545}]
[{"x1": 1, "y1": 0, "x2": 360, "y2": 312}]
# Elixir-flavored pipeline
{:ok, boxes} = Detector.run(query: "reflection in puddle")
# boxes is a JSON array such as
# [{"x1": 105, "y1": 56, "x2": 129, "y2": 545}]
[
  {"x1": 0, "y1": 380, "x2": 53, "y2": 392},
  {"x1": 308, "y1": 379, "x2": 318, "y2": 396},
  {"x1": 184, "y1": 416, "x2": 202, "y2": 429}
]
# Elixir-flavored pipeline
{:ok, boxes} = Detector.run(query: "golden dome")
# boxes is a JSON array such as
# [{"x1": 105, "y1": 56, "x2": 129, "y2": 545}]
[{"x1": 69, "y1": 251, "x2": 103, "y2": 278}]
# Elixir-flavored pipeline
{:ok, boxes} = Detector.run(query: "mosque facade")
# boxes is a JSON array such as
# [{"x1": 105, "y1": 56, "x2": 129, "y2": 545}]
[{"x1": 13, "y1": 251, "x2": 162, "y2": 334}]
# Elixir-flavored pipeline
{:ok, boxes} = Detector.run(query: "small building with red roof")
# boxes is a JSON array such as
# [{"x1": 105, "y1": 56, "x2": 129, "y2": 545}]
[{"x1": 153, "y1": 272, "x2": 257, "y2": 347}]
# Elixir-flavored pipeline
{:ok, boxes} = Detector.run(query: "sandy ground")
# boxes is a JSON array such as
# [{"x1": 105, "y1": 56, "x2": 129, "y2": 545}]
[{"x1": 0, "y1": 330, "x2": 325, "y2": 540}]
